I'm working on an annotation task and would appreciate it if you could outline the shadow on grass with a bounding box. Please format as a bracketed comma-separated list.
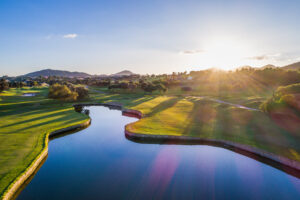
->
[0, 109, 76, 129]
[145, 97, 182, 117]
[6, 114, 84, 134]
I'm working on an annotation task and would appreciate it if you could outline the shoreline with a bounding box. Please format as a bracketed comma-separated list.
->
[122, 108, 300, 177]
[2, 116, 91, 200]
[2, 102, 120, 200]
[3, 102, 300, 199]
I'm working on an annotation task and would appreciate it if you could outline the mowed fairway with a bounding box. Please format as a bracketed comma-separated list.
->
[0, 88, 89, 198]
[128, 96, 300, 162]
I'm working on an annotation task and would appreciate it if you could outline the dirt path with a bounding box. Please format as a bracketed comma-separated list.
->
[189, 96, 259, 111]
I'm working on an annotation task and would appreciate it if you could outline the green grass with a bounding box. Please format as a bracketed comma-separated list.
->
[127, 95, 300, 162]
[1, 86, 300, 198]
[86, 86, 300, 162]
[0, 86, 155, 198]
[0, 87, 89, 198]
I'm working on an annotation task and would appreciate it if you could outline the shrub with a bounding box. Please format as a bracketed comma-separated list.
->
[75, 87, 89, 99]
[260, 83, 300, 112]
[181, 86, 192, 92]
[276, 83, 300, 98]
[48, 84, 78, 101]
[142, 83, 156, 93]
[74, 105, 83, 113]
[155, 83, 167, 93]
[0, 79, 9, 92]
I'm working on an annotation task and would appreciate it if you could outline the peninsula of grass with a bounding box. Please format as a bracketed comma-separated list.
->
[127, 96, 300, 163]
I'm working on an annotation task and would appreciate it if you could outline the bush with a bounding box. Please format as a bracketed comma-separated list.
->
[0, 79, 9, 92]
[276, 83, 300, 98]
[142, 83, 156, 93]
[181, 86, 192, 92]
[48, 84, 78, 101]
[74, 105, 83, 113]
[75, 87, 89, 99]
[156, 83, 167, 93]
[260, 83, 300, 112]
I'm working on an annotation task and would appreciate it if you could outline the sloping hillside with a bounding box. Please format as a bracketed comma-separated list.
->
[282, 62, 300, 70]
[24, 69, 91, 78]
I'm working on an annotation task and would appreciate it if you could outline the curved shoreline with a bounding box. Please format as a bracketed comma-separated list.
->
[122, 108, 300, 177]
[2, 102, 123, 200]
[2, 116, 91, 200]
[3, 102, 300, 199]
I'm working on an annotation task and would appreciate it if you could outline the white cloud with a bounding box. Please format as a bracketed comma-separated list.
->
[180, 50, 204, 55]
[45, 35, 53, 40]
[246, 53, 281, 61]
[63, 34, 78, 39]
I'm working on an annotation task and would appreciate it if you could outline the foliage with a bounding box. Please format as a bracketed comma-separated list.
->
[260, 83, 300, 112]
[181, 86, 192, 91]
[48, 84, 78, 101]
[75, 86, 89, 99]
[0, 79, 9, 92]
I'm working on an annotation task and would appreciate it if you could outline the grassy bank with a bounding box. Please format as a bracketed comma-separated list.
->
[0, 87, 89, 198]
[128, 96, 300, 162]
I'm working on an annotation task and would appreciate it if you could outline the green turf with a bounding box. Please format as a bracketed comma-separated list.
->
[127, 96, 300, 162]
[0, 87, 89, 198]
[1, 86, 300, 199]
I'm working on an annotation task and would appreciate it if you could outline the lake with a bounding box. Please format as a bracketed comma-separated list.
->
[16, 106, 300, 200]
[21, 93, 37, 97]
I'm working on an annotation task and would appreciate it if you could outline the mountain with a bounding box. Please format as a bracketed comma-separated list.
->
[111, 70, 135, 77]
[235, 65, 278, 71]
[260, 64, 278, 69]
[282, 61, 300, 70]
[24, 69, 92, 78]
[236, 65, 254, 70]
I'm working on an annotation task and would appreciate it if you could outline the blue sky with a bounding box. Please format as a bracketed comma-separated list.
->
[1, 0, 300, 76]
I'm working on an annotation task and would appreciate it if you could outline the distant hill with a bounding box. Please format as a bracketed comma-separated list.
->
[235, 65, 278, 70]
[24, 69, 91, 78]
[236, 65, 254, 70]
[282, 61, 300, 70]
[260, 64, 278, 69]
[111, 70, 135, 77]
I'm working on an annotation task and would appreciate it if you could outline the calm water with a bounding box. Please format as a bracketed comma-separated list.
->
[17, 106, 300, 200]
[22, 93, 37, 97]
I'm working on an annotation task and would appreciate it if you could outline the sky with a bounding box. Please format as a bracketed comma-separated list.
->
[1, 0, 300, 76]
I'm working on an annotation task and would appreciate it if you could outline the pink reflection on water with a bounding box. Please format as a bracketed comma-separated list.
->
[143, 146, 180, 199]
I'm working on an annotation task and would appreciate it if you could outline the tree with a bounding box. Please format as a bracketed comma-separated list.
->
[181, 86, 192, 92]
[155, 83, 167, 93]
[142, 83, 156, 93]
[48, 84, 78, 101]
[0, 79, 9, 92]
[75, 87, 89, 99]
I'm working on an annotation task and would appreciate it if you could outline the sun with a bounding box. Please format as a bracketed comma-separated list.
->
[198, 37, 254, 70]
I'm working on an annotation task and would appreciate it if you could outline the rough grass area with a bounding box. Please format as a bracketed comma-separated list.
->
[0, 87, 89, 198]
